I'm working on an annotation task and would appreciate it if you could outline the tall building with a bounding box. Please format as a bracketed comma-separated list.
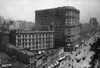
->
[9, 20, 27, 30]
[9, 30, 54, 53]
[89, 17, 98, 28]
[35, 6, 80, 51]
[9, 21, 34, 31]
[64, 7, 80, 51]
[0, 31, 9, 51]
[0, 16, 4, 24]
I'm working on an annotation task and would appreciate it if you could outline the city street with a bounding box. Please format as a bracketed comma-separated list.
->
[61, 34, 97, 68]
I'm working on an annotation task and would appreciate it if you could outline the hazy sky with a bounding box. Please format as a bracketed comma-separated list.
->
[0, 0, 100, 23]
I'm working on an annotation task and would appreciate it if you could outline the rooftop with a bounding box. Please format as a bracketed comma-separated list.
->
[36, 6, 80, 13]
[6, 43, 24, 50]
[19, 50, 35, 56]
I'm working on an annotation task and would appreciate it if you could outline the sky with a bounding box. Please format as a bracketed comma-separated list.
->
[0, 0, 100, 23]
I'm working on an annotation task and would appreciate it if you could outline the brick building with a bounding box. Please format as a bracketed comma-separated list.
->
[35, 6, 80, 51]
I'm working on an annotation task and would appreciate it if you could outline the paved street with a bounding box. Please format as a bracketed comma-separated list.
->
[61, 33, 98, 68]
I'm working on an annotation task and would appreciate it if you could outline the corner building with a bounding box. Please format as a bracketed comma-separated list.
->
[35, 6, 80, 51]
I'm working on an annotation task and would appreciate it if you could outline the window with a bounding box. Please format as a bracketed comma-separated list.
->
[67, 19, 71, 22]
[43, 46, 45, 49]
[36, 42, 38, 45]
[68, 29, 70, 31]
[39, 42, 41, 45]
[18, 39, 21, 42]
[39, 38, 41, 41]
[67, 38, 70, 41]
[43, 34, 44, 37]
[29, 35, 31, 37]
[25, 35, 27, 38]
[68, 32, 71, 34]
[69, 64, 70, 67]
[18, 43, 21, 47]
[25, 43, 27, 46]
[43, 38, 44, 41]
[36, 46, 38, 49]
[39, 46, 41, 49]
[18, 35, 21, 37]
[36, 39, 38, 41]
[29, 39, 31, 42]
[32, 35, 34, 37]
[36, 35, 38, 37]
[46, 34, 47, 37]
[25, 39, 27, 42]
[34, 35, 36, 38]
[43, 42, 45, 45]
[32, 47, 34, 49]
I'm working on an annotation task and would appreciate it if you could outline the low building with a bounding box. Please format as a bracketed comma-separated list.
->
[2, 43, 36, 67]
[9, 30, 54, 54]
[46, 48, 65, 68]
[0, 52, 12, 68]
[36, 47, 65, 68]
[17, 50, 36, 64]
[0, 59, 12, 68]
[4, 43, 20, 57]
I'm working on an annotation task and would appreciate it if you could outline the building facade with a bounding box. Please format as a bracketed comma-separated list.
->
[9, 21, 26, 30]
[35, 6, 80, 51]
[35, 47, 65, 68]
[89, 17, 98, 28]
[64, 6, 80, 51]
[9, 30, 54, 53]
[0, 31, 9, 51]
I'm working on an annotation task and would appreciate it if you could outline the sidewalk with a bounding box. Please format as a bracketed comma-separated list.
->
[61, 33, 97, 68]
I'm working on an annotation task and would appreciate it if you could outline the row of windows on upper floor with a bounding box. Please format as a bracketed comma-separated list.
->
[16, 38, 54, 42]
[16, 44, 54, 50]
[65, 11, 79, 16]
[16, 42, 54, 47]
[32, 45, 54, 50]
[65, 22, 79, 26]
[55, 19, 79, 26]
[36, 11, 79, 17]
[65, 32, 80, 35]
[65, 19, 79, 23]
[65, 15, 79, 20]
[65, 29, 80, 34]
[65, 35, 80, 42]
[16, 34, 54, 38]
[16, 42, 54, 46]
